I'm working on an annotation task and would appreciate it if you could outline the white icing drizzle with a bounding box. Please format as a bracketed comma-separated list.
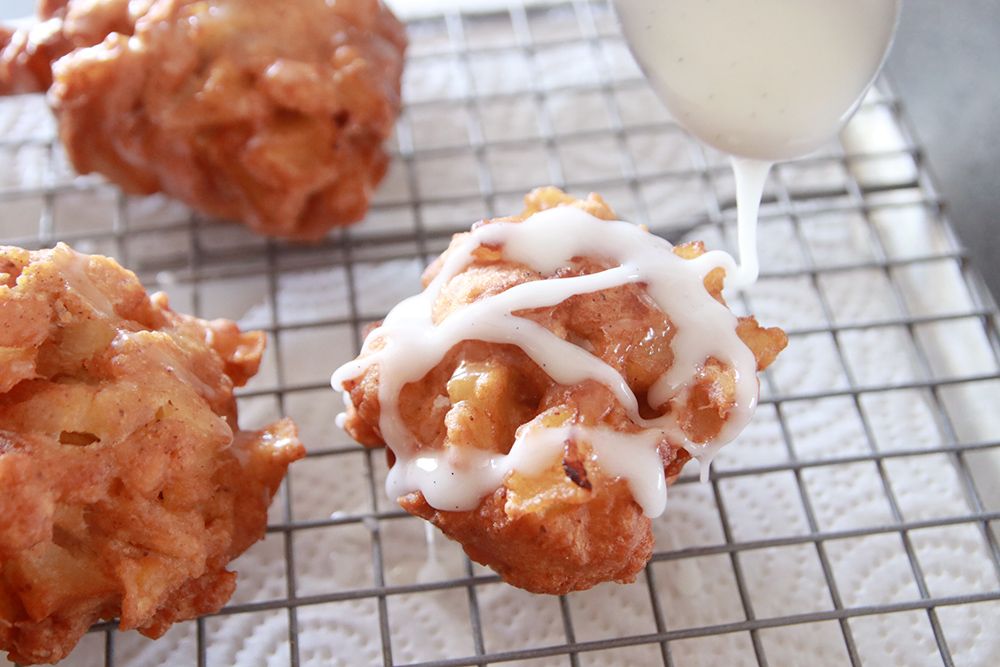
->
[332, 206, 760, 517]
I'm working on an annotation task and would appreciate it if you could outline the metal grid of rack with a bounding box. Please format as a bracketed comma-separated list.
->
[2, 1, 1000, 665]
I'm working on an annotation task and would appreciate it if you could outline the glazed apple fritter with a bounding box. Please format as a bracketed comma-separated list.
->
[0, 244, 305, 665]
[0, 0, 406, 240]
[338, 188, 787, 594]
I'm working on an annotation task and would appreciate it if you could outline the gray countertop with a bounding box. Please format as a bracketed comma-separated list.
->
[2, 0, 997, 298]
[886, 0, 1000, 300]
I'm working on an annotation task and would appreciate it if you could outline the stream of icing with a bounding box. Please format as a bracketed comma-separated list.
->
[728, 157, 773, 290]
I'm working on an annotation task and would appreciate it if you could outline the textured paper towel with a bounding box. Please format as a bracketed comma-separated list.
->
[1, 2, 999, 666]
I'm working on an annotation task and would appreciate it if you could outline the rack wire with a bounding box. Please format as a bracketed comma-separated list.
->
[2, 1, 999, 665]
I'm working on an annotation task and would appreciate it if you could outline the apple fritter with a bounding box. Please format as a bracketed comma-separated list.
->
[337, 188, 787, 594]
[0, 243, 305, 665]
[0, 0, 406, 240]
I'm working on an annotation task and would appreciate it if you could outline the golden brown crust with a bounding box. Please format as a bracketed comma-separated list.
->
[1, 0, 406, 240]
[401, 482, 654, 595]
[0, 243, 305, 665]
[339, 189, 786, 594]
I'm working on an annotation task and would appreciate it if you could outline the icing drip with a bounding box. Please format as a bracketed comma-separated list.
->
[333, 206, 760, 517]
[416, 522, 447, 583]
[729, 158, 772, 290]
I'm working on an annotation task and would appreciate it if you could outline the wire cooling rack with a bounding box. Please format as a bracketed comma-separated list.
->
[2, 1, 1000, 666]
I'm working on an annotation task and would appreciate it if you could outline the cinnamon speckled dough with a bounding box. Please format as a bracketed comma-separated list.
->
[339, 188, 787, 594]
[0, 0, 406, 240]
[0, 244, 305, 665]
